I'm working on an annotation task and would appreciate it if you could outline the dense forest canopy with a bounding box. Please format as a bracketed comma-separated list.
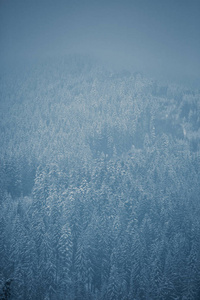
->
[0, 56, 200, 300]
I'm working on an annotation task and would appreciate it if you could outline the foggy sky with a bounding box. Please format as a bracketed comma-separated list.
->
[0, 0, 200, 85]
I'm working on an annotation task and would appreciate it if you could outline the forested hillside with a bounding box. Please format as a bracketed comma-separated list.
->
[0, 56, 200, 300]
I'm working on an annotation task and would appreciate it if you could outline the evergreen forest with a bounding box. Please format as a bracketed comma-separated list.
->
[0, 56, 200, 300]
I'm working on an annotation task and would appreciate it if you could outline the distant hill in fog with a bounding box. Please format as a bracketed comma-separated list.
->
[0, 56, 200, 300]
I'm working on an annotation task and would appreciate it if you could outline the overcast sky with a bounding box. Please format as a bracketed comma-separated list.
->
[0, 0, 200, 85]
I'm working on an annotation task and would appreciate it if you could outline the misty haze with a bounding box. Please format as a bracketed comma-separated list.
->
[0, 1, 200, 299]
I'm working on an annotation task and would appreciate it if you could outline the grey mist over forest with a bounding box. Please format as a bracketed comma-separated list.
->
[0, 1, 200, 300]
[1, 0, 200, 86]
